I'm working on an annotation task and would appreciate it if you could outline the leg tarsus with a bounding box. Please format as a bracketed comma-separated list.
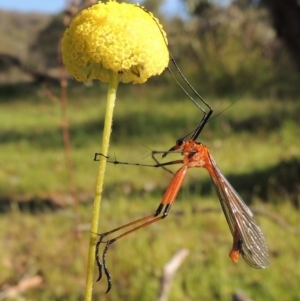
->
[94, 153, 108, 161]
[163, 204, 171, 217]
[103, 240, 114, 293]
[95, 234, 106, 281]
[94, 153, 100, 161]
[155, 203, 164, 216]
[94, 204, 173, 291]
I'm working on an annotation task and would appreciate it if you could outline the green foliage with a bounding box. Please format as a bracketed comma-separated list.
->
[164, 4, 300, 98]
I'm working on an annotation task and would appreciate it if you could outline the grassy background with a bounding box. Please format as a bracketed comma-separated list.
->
[1, 2, 300, 300]
[0, 81, 300, 301]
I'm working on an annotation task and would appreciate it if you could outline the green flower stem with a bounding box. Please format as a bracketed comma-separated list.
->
[84, 71, 119, 301]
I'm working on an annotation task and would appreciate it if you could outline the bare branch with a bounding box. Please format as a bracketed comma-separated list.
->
[232, 290, 253, 301]
[157, 248, 189, 301]
[0, 276, 43, 300]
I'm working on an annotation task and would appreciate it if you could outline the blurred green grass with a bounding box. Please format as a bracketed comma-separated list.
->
[0, 82, 300, 300]
[1, 83, 299, 202]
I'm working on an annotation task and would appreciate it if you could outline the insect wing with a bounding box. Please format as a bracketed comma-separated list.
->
[208, 154, 270, 269]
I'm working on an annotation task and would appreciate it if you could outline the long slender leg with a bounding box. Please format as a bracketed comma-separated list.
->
[151, 150, 174, 175]
[94, 152, 183, 167]
[96, 165, 189, 293]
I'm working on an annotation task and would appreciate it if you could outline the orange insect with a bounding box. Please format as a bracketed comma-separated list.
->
[94, 5, 269, 293]
[94, 135, 269, 292]
[94, 101, 270, 292]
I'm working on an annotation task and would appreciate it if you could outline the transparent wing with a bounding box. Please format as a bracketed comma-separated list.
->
[208, 153, 270, 268]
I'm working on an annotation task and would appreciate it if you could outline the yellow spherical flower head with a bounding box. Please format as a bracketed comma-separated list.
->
[62, 1, 169, 84]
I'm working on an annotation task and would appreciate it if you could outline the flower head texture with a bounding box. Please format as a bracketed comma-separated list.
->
[62, 1, 169, 84]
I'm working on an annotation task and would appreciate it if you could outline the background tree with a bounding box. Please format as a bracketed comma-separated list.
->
[261, 0, 300, 72]
[183, 0, 300, 74]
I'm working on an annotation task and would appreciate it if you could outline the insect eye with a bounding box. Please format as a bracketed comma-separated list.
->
[176, 138, 185, 146]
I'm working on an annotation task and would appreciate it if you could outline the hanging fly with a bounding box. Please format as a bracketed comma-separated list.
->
[93, 4, 269, 293]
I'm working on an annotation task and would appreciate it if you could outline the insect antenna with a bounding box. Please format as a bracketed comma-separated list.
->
[166, 54, 213, 141]
[136, 4, 213, 141]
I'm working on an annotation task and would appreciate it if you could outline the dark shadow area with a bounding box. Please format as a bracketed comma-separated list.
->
[0, 82, 59, 103]
[0, 81, 107, 104]
[111, 101, 300, 139]
[110, 111, 193, 142]
[0, 111, 194, 149]
[187, 157, 300, 207]
[2, 105, 300, 149]
[226, 109, 300, 133]
[0, 126, 65, 149]
[0, 158, 299, 214]
[0, 197, 62, 214]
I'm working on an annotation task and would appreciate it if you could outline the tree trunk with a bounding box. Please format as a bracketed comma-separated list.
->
[262, 0, 300, 72]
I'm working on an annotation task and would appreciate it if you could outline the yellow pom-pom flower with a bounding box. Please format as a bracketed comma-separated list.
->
[63, 3, 170, 297]
[62, 1, 169, 84]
